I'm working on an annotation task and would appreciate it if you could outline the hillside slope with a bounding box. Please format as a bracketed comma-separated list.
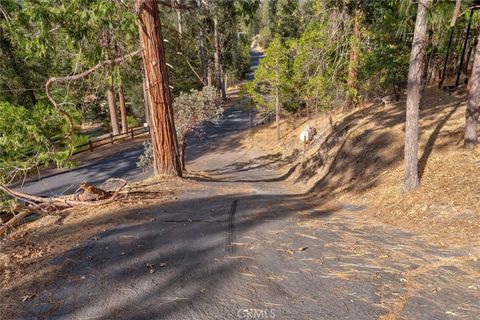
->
[245, 86, 479, 246]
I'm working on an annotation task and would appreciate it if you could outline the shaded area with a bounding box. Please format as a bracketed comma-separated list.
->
[9, 188, 478, 320]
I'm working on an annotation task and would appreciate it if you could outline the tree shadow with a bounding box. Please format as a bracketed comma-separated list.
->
[418, 103, 460, 179]
[5, 191, 337, 319]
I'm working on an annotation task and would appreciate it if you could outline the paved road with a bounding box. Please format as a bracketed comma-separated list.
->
[16, 105, 252, 196]
[17, 50, 265, 197]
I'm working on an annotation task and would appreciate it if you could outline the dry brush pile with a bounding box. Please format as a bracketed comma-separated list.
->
[0, 179, 128, 238]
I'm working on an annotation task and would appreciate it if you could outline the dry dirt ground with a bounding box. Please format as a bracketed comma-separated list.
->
[1, 87, 479, 319]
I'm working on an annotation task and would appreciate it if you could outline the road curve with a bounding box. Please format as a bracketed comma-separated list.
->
[17, 50, 265, 196]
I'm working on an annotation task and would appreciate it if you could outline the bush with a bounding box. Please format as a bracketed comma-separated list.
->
[174, 86, 223, 141]
[137, 86, 224, 169]
[137, 141, 153, 170]
[127, 115, 139, 128]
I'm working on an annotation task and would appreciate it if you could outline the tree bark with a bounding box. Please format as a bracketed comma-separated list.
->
[106, 84, 120, 135]
[118, 81, 128, 133]
[207, 65, 213, 86]
[102, 31, 120, 135]
[176, 0, 183, 35]
[464, 34, 480, 148]
[136, 0, 182, 177]
[114, 40, 128, 133]
[404, 0, 430, 192]
[213, 3, 225, 99]
[197, 0, 208, 86]
[345, 0, 361, 110]
[181, 138, 187, 171]
[143, 75, 151, 126]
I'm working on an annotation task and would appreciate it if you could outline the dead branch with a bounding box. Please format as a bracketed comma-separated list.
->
[46, 49, 143, 138]
[176, 52, 204, 85]
[0, 208, 34, 237]
[0, 179, 128, 236]
[158, 0, 192, 10]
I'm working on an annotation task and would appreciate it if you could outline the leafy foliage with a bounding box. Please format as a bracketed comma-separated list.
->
[137, 141, 153, 170]
[174, 86, 223, 141]
[248, 36, 290, 112]
[0, 102, 72, 184]
[138, 86, 223, 169]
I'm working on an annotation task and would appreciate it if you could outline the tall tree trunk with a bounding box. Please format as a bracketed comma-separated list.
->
[118, 80, 128, 133]
[136, 0, 182, 177]
[221, 69, 226, 98]
[102, 31, 120, 135]
[180, 137, 187, 171]
[197, 0, 208, 85]
[345, 0, 361, 110]
[207, 65, 213, 86]
[404, 0, 430, 192]
[464, 34, 480, 148]
[106, 82, 120, 135]
[113, 39, 128, 133]
[213, 12, 222, 98]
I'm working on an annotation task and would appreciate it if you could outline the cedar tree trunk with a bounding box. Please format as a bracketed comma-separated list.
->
[136, 0, 182, 176]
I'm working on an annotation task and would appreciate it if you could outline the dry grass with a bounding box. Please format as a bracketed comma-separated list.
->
[235, 86, 479, 246]
[270, 86, 480, 246]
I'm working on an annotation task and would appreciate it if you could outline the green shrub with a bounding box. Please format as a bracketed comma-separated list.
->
[127, 115, 139, 128]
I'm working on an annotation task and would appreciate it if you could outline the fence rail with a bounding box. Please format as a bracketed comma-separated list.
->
[72, 126, 150, 155]
[252, 112, 275, 127]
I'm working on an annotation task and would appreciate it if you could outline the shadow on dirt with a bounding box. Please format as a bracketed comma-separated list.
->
[10, 191, 337, 319]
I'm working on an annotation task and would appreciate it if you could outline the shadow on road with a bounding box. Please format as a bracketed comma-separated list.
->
[16, 190, 338, 319]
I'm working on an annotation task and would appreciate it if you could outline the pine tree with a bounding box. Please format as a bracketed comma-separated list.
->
[249, 36, 289, 141]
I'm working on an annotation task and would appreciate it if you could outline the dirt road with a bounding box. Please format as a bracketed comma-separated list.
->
[17, 100, 480, 320]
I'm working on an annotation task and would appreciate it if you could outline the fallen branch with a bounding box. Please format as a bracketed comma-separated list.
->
[0, 208, 34, 237]
[176, 51, 204, 85]
[46, 49, 143, 138]
[0, 179, 128, 237]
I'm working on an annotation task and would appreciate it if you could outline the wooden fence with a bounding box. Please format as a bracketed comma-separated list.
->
[252, 112, 275, 127]
[72, 126, 150, 155]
